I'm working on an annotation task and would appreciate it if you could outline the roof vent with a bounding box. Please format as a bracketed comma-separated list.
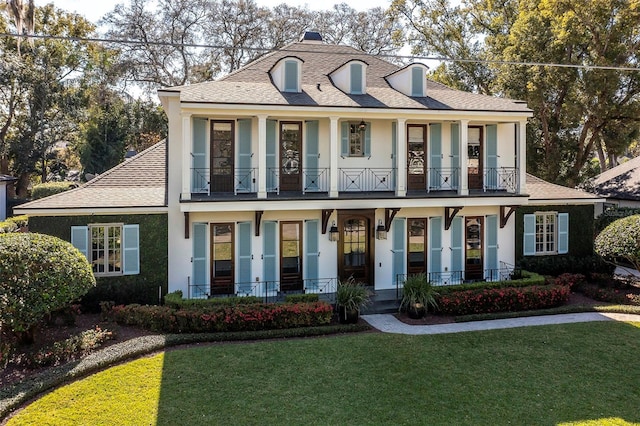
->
[301, 31, 323, 43]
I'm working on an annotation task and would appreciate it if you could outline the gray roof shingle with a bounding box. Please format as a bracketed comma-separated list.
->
[526, 173, 600, 202]
[16, 141, 167, 212]
[591, 156, 640, 201]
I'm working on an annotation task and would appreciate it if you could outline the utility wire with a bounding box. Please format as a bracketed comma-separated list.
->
[1, 31, 639, 72]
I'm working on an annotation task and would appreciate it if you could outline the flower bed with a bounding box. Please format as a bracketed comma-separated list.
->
[436, 284, 570, 316]
[108, 301, 334, 333]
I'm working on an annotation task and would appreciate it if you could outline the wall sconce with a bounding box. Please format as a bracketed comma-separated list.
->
[329, 221, 339, 241]
[358, 120, 367, 132]
[376, 219, 387, 240]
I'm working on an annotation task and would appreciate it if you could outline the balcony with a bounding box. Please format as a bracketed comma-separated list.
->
[483, 167, 518, 193]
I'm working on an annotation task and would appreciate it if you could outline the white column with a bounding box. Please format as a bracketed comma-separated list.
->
[396, 118, 407, 197]
[517, 119, 527, 194]
[181, 113, 192, 201]
[257, 114, 268, 199]
[329, 116, 339, 197]
[459, 119, 469, 196]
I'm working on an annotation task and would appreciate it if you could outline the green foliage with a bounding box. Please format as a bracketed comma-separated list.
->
[108, 301, 334, 333]
[436, 285, 570, 316]
[335, 279, 371, 312]
[284, 294, 319, 303]
[0, 233, 95, 337]
[577, 282, 640, 306]
[399, 273, 438, 312]
[28, 214, 168, 309]
[164, 291, 261, 309]
[518, 255, 615, 276]
[595, 207, 640, 233]
[31, 181, 77, 199]
[436, 270, 545, 295]
[595, 215, 640, 271]
[0, 215, 28, 233]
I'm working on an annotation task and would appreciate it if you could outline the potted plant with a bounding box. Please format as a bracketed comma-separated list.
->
[336, 278, 370, 324]
[399, 273, 438, 319]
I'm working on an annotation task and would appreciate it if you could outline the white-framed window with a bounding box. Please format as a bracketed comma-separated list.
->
[71, 223, 140, 276]
[349, 122, 365, 156]
[523, 212, 568, 256]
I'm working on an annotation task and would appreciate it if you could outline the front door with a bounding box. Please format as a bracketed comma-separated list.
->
[210, 121, 234, 193]
[465, 217, 483, 281]
[280, 221, 303, 292]
[280, 121, 302, 191]
[467, 126, 483, 190]
[407, 218, 427, 275]
[338, 210, 374, 285]
[407, 124, 427, 190]
[210, 223, 234, 295]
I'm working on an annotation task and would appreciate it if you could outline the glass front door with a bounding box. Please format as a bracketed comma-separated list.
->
[210, 121, 234, 193]
[338, 210, 375, 286]
[280, 122, 302, 191]
[467, 126, 483, 190]
[407, 218, 427, 275]
[211, 223, 234, 294]
[280, 221, 303, 292]
[407, 124, 427, 190]
[465, 217, 483, 281]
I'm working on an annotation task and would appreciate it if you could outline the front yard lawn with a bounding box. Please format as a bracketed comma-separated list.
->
[7, 321, 640, 425]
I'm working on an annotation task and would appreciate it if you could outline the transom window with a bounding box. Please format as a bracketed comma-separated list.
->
[90, 224, 122, 275]
[535, 212, 556, 254]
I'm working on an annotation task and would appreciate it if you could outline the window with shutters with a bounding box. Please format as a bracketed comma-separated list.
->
[535, 212, 557, 254]
[348, 122, 365, 156]
[89, 224, 122, 275]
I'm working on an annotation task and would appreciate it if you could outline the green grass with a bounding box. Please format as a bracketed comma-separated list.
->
[8, 322, 640, 425]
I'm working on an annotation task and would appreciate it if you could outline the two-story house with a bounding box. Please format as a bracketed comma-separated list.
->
[158, 32, 532, 299]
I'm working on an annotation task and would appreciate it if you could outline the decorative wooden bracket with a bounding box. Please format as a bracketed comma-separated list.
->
[444, 207, 463, 230]
[384, 208, 401, 232]
[321, 209, 334, 234]
[500, 205, 518, 228]
[184, 212, 190, 239]
[255, 211, 264, 236]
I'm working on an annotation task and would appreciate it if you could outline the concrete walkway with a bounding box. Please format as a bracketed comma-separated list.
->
[361, 312, 640, 335]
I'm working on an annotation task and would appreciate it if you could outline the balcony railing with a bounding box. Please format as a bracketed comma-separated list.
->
[428, 167, 460, 192]
[339, 168, 395, 192]
[483, 167, 518, 193]
[267, 168, 330, 193]
[191, 168, 257, 194]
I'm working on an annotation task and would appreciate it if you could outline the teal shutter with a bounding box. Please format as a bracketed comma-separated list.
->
[450, 217, 463, 280]
[263, 221, 277, 292]
[71, 226, 88, 260]
[305, 120, 320, 191]
[450, 123, 460, 189]
[486, 215, 498, 280]
[237, 119, 252, 192]
[284, 60, 298, 92]
[391, 218, 406, 287]
[429, 217, 442, 281]
[364, 122, 371, 156]
[192, 223, 208, 297]
[192, 118, 208, 193]
[305, 220, 319, 291]
[411, 67, 423, 96]
[237, 222, 252, 294]
[350, 63, 363, 94]
[391, 122, 397, 188]
[523, 214, 536, 256]
[122, 224, 140, 275]
[429, 123, 442, 190]
[341, 122, 349, 157]
[266, 120, 277, 191]
[486, 124, 498, 189]
[558, 213, 569, 254]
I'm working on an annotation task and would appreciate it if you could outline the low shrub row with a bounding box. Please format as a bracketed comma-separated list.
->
[436, 284, 570, 316]
[577, 283, 640, 306]
[518, 255, 615, 276]
[436, 270, 545, 296]
[164, 291, 261, 309]
[284, 294, 320, 303]
[108, 301, 334, 333]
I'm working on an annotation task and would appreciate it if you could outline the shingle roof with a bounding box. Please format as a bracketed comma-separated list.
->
[169, 42, 532, 113]
[526, 173, 600, 202]
[16, 140, 167, 212]
[590, 156, 640, 201]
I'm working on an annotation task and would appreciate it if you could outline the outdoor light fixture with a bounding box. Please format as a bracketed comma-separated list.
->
[329, 221, 339, 241]
[376, 219, 387, 240]
[358, 120, 367, 132]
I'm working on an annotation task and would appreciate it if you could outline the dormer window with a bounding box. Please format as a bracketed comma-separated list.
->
[411, 67, 424, 97]
[386, 63, 429, 98]
[270, 57, 303, 93]
[330, 60, 368, 95]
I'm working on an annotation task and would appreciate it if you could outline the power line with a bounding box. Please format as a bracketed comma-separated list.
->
[1, 31, 639, 72]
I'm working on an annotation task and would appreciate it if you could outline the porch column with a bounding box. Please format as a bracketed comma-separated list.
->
[329, 116, 339, 197]
[517, 119, 527, 194]
[459, 119, 469, 196]
[257, 114, 268, 199]
[396, 118, 407, 197]
[181, 113, 192, 201]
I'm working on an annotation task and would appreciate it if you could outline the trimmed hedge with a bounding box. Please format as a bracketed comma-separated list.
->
[284, 294, 320, 303]
[0, 215, 28, 234]
[108, 301, 334, 333]
[435, 270, 545, 296]
[436, 284, 570, 316]
[577, 282, 640, 306]
[517, 255, 615, 277]
[164, 291, 261, 309]
[31, 182, 77, 200]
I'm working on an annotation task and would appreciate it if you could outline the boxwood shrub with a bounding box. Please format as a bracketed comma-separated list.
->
[31, 182, 77, 200]
[284, 294, 320, 303]
[435, 270, 545, 296]
[164, 291, 261, 309]
[0, 215, 28, 234]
